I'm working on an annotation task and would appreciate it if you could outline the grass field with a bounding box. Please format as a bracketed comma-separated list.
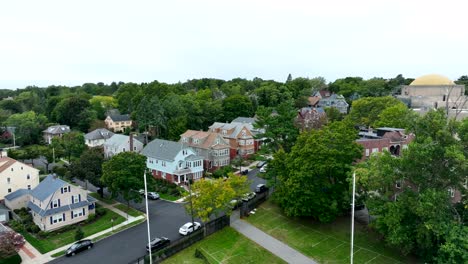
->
[89, 192, 115, 205]
[245, 201, 418, 264]
[162, 227, 286, 264]
[114, 204, 144, 217]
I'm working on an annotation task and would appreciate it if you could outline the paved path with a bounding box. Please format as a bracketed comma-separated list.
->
[230, 211, 317, 264]
[18, 199, 145, 264]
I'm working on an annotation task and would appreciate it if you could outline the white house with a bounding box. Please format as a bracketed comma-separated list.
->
[142, 139, 204, 185]
[43, 125, 70, 144]
[84, 128, 114, 147]
[103, 134, 143, 158]
[0, 157, 39, 201]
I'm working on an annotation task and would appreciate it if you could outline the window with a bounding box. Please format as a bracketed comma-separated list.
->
[27, 174, 30, 180]
[7, 178, 10, 184]
[448, 188, 455, 198]
[365, 149, 370, 157]
[28, 185, 31, 190]
[162, 161, 166, 167]
[11, 168, 13, 171]
[62, 186, 68, 193]
[8, 188, 11, 193]
[52, 199, 59, 208]
[73, 209, 83, 218]
[395, 180, 402, 189]
[21, 166, 23, 170]
[194, 139, 199, 144]
[123, 148, 126, 152]
[52, 214, 64, 224]
[382, 147, 388, 152]
[72, 195, 80, 204]
[372, 148, 379, 154]
[182, 137, 188, 143]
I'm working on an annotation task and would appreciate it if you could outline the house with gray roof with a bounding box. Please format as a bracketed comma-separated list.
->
[85, 128, 114, 147]
[4, 175, 96, 231]
[142, 139, 204, 184]
[43, 125, 70, 144]
[209, 122, 256, 159]
[105, 114, 132, 133]
[103, 134, 143, 158]
[313, 90, 349, 114]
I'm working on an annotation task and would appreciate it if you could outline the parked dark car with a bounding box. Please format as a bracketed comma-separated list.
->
[255, 184, 269, 193]
[146, 237, 170, 252]
[241, 169, 249, 175]
[66, 240, 93, 256]
[257, 161, 267, 168]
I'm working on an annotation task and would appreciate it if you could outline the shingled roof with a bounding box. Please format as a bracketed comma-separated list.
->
[31, 175, 67, 201]
[142, 139, 185, 161]
[85, 128, 114, 140]
[109, 114, 131, 122]
[43, 125, 70, 135]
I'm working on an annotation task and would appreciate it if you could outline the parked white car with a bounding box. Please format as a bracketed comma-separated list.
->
[178, 222, 201, 236]
[259, 165, 267, 173]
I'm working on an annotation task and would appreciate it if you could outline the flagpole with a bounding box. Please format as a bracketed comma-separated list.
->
[350, 172, 356, 264]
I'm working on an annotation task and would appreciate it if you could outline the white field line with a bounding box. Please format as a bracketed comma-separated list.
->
[364, 255, 379, 264]
[200, 247, 220, 264]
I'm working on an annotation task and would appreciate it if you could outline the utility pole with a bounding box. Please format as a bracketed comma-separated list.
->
[188, 173, 195, 226]
[350, 172, 356, 264]
[144, 172, 152, 264]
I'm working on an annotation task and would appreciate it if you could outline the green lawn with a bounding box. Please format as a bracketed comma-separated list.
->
[159, 193, 180, 201]
[89, 192, 115, 205]
[114, 204, 144, 217]
[21, 208, 125, 253]
[0, 253, 21, 264]
[245, 201, 419, 264]
[162, 227, 286, 264]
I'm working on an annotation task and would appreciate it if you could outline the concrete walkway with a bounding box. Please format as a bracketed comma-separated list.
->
[231, 211, 317, 264]
[18, 200, 145, 264]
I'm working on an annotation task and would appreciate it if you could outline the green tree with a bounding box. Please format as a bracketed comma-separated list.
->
[356, 110, 467, 261]
[346, 96, 404, 126]
[255, 100, 299, 152]
[53, 96, 95, 131]
[37, 145, 55, 173]
[273, 121, 362, 222]
[185, 175, 249, 222]
[52, 131, 85, 162]
[324, 107, 343, 122]
[69, 148, 104, 191]
[222, 95, 254, 122]
[373, 103, 417, 130]
[5, 111, 48, 145]
[101, 152, 146, 215]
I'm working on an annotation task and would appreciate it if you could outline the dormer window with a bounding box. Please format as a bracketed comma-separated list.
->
[222, 130, 227, 135]
[182, 137, 188, 143]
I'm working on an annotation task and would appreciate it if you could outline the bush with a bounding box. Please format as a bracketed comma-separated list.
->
[74, 227, 84, 241]
[37, 231, 49, 238]
[86, 213, 96, 223]
[96, 208, 106, 216]
[52, 166, 68, 177]
[29, 225, 40, 234]
[7, 221, 24, 233]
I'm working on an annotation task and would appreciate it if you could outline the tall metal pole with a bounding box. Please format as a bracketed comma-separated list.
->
[188, 173, 195, 225]
[350, 172, 356, 264]
[144, 172, 152, 264]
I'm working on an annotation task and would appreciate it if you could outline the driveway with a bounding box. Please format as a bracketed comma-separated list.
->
[246, 167, 267, 191]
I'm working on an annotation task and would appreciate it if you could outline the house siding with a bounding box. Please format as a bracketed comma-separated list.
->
[0, 159, 39, 200]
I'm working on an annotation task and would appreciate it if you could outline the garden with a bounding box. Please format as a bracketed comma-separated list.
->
[8, 204, 125, 253]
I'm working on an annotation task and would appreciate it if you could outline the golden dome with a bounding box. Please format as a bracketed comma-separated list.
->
[410, 74, 455, 86]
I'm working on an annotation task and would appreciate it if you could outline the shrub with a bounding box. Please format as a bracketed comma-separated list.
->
[52, 166, 68, 177]
[160, 186, 168, 194]
[86, 213, 96, 223]
[37, 231, 49, 238]
[29, 225, 40, 234]
[96, 208, 106, 216]
[74, 227, 84, 241]
[7, 221, 24, 233]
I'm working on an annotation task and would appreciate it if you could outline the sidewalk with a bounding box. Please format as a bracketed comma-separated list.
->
[18, 201, 145, 264]
[230, 211, 317, 264]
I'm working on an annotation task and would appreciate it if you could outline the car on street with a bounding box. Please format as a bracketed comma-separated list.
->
[259, 165, 267, 173]
[146, 192, 160, 200]
[242, 192, 256, 202]
[146, 236, 170, 252]
[66, 240, 93, 256]
[255, 184, 269, 193]
[178, 222, 201, 236]
[229, 199, 241, 210]
[241, 169, 249, 175]
[257, 161, 267, 168]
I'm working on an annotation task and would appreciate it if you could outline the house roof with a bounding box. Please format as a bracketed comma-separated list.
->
[108, 114, 131, 122]
[308, 96, 320, 106]
[104, 134, 142, 149]
[0, 157, 37, 174]
[142, 139, 185, 161]
[231, 117, 257, 125]
[209, 122, 252, 139]
[28, 199, 94, 217]
[181, 130, 230, 150]
[43, 125, 70, 134]
[31, 175, 67, 201]
[4, 188, 30, 201]
[85, 128, 114, 140]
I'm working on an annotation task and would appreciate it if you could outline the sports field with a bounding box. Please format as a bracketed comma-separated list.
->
[245, 201, 417, 264]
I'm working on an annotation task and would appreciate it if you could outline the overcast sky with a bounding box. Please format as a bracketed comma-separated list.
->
[1, 0, 467, 89]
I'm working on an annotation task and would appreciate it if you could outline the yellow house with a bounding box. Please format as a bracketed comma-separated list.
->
[104, 114, 132, 133]
[0, 157, 39, 201]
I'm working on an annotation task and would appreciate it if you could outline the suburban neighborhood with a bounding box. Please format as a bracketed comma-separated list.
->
[0, 72, 466, 264]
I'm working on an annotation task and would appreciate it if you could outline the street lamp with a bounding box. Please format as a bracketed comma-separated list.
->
[144, 172, 153, 264]
[350, 172, 356, 264]
[187, 173, 195, 226]
[111, 218, 114, 232]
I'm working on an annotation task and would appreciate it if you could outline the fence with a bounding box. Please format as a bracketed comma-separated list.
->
[129, 215, 230, 264]
[240, 191, 268, 218]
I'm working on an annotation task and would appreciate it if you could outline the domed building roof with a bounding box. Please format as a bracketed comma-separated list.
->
[410, 74, 455, 86]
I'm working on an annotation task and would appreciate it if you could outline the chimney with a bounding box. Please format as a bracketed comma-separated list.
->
[129, 133, 134, 152]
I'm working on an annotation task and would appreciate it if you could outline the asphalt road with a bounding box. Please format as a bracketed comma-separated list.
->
[49, 199, 193, 264]
[50, 169, 266, 264]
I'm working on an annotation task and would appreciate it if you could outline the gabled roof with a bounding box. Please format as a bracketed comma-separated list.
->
[142, 139, 185, 161]
[231, 117, 257, 125]
[108, 114, 131, 122]
[0, 157, 37, 174]
[104, 134, 142, 148]
[4, 188, 30, 201]
[308, 96, 320, 106]
[85, 128, 114, 140]
[181, 130, 230, 150]
[28, 198, 95, 217]
[209, 122, 253, 139]
[31, 175, 67, 201]
[43, 125, 70, 135]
